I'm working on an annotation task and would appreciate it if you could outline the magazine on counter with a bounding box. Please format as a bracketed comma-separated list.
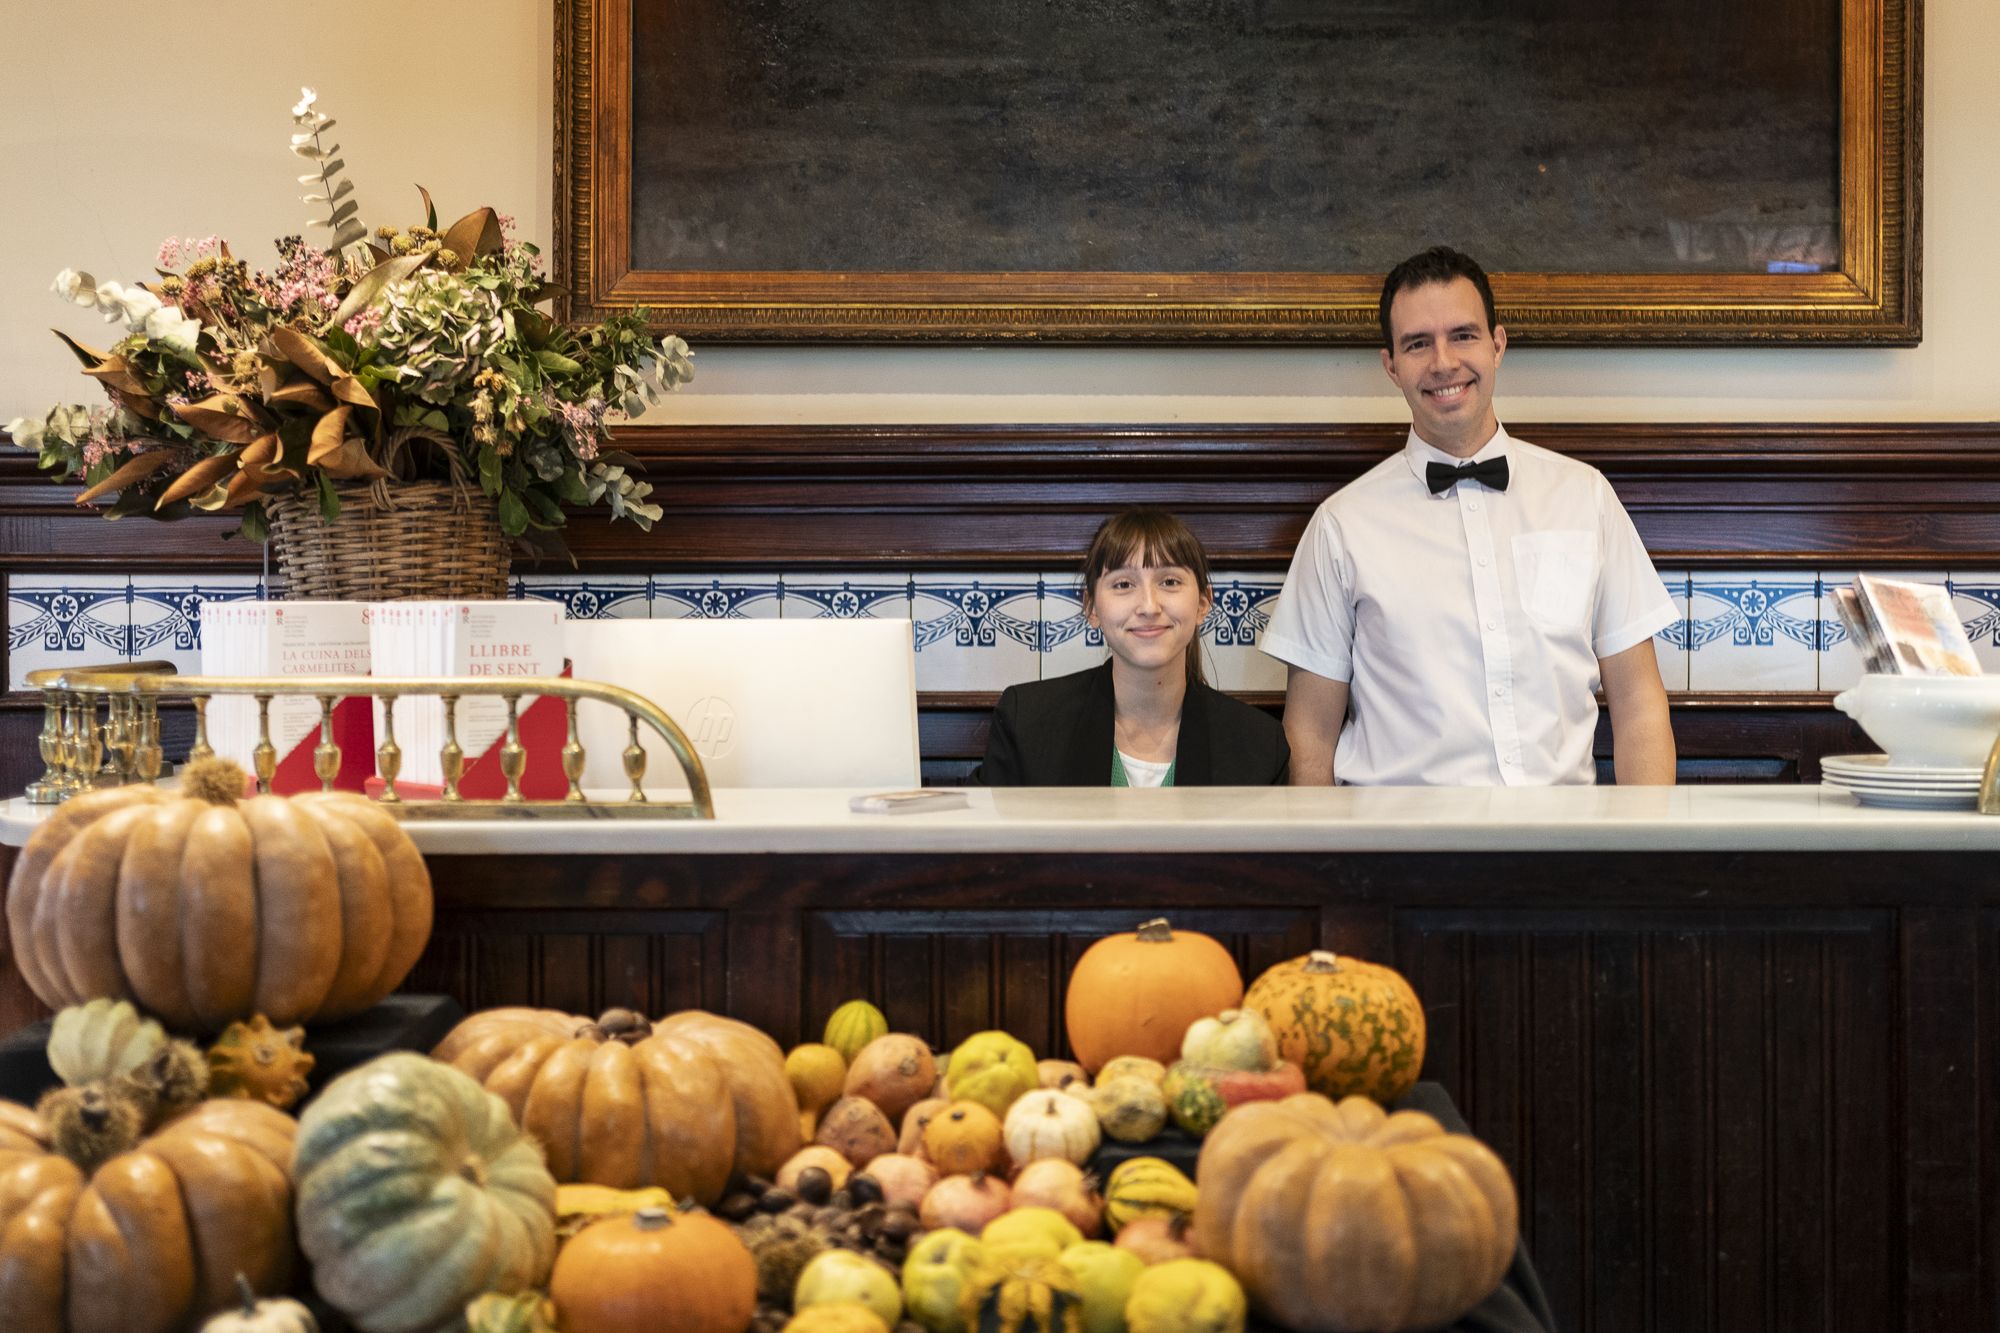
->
[1850, 574, 1982, 677]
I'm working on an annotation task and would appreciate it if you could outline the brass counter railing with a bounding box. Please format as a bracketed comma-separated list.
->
[24, 663, 714, 819]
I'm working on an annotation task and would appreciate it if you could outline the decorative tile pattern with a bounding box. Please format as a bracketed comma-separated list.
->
[7, 575, 133, 691]
[1687, 571, 1820, 691]
[1651, 570, 1691, 692]
[781, 574, 912, 621]
[515, 575, 651, 620]
[128, 577, 265, 677]
[650, 574, 783, 621]
[1946, 572, 2000, 675]
[911, 573, 1041, 691]
[1036, 571, 1103, 681]
[1204, 571, 1287, 692]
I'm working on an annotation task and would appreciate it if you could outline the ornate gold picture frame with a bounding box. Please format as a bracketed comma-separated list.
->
[556, 0, 1919, 345]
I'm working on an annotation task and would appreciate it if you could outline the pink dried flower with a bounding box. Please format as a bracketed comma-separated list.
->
[343, 305, 385, 339]
[553, 395, 606, 461]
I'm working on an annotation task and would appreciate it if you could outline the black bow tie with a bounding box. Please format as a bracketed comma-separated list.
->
[1426, 456, 1510, 495]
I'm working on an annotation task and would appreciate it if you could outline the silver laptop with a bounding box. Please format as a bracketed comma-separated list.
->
[563, 618, 920, 791]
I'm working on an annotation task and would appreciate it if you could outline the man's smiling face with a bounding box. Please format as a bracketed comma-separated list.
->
[1381, 276, 1507, 458]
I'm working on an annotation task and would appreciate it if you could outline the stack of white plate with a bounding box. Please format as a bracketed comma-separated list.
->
[1820, 753, 1985, 809]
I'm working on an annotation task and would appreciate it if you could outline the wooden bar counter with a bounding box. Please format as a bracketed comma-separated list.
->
[4, 785, 1994, 1331]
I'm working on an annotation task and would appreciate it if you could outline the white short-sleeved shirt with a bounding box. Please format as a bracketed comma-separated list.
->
[1261, 426, 1676, 787]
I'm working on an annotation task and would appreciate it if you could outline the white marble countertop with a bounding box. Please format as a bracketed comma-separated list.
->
[6, 784, 1998, 854]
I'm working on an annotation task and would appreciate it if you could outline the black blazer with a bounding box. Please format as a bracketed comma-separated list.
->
[971, 662, 1289, 786]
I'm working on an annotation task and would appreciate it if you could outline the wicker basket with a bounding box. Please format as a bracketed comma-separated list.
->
[265, 480, 510, 601]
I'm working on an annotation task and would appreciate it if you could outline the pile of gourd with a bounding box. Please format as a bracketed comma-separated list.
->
[2, 770, 1518, 1333]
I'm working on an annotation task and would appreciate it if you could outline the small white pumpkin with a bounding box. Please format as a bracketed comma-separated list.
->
[1003, 1088, 1101, 1166]
[1179, 1008, 1277, 1072]
[47, 996, 169, 1087]
[200, 1276, 320, 1332]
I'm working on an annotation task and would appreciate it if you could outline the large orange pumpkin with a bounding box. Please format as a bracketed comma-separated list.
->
[550, 1206, 756, 1333]
[5, 763, 433, 1031]
[1242, 950, 1425, 1104]
[1194, 1093, 1516, 1333]
[431, 1006, 800, 1202]
[0, 1096, 297, 1332]
[1063, 918, 1243, 1074]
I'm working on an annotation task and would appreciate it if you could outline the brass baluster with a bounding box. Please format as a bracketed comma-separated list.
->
[562, 698, 586, 802]
[251, 695, 277, 793]
[25, 690, 66, 802]
[439, 695, 464, 801]
[499, 694, 526, 803]
[134, 696, 163, 782]
[189, 695, 214, 763]
[55, 695, 81, 792]
[76, 696, 104, 791]
[313, 695, 340, 792]
[96, 697, 126, 787]
[376, 698, 402, 804]
[623, 714, 647, 802]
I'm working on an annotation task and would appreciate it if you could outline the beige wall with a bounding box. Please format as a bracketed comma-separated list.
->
[4, 0, 1994, 428]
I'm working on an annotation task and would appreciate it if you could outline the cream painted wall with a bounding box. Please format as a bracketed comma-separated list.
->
[4, 0, 1995, 427]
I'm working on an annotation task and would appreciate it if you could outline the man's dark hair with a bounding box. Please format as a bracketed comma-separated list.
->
[1378, 246, 1498, 350]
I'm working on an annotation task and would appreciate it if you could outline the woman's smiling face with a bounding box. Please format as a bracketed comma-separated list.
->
[1087, 561, 1212, 674]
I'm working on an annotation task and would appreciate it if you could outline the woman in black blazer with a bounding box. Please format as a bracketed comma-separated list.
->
[972, 509, 1288, 786]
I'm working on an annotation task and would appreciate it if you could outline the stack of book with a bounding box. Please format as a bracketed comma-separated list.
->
[1830, 574, 1982, 677]
[364, 600, 568, 796]
[199, 601, 374, 792]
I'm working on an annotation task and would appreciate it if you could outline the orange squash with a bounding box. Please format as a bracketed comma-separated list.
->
[1242, 951, 1426, 1103]
[551, 1206, 757, 1333]
[0, 1096, 297, 1332]
[431, 1006, 800, 1202]
[4, 761, 432, 1031]
[922, 1100, 1006, 1176]
[1194, 1093, 1516, 1333]
[1064, 919, 1243, 1074]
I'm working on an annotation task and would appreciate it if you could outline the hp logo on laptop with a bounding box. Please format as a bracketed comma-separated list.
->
[685, 696, 737, 758]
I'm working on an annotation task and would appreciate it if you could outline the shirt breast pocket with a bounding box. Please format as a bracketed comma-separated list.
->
[1512, 530, 1597, 631]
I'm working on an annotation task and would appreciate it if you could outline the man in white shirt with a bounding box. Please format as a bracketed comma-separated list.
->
[1262, 246, 1678, 786]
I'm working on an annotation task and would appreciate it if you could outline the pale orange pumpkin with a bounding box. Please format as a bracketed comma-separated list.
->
[0, 1096, 297, 1332]
[922, 1100, 1006, 1176]
[551, 1206, 757, 1333]
[1064, 919, 1243, 1073]
[1194, 1093, 1517, 1332]
[431, 1006, 800, 1202]
[4, 762, 432, 1031]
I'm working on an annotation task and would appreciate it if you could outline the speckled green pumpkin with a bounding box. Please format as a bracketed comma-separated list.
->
[1242, 950, 1426, 1104]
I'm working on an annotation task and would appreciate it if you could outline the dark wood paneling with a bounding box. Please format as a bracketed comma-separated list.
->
[402, 909, 727, 1016]
[7, 423, 2000, 573]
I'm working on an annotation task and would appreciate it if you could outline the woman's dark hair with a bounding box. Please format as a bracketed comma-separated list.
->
[1078, 508, 1212, 685]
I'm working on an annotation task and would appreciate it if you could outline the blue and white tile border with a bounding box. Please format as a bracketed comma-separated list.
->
[15, 567, 2000, 696]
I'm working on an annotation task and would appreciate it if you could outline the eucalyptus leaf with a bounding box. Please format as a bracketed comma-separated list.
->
[497, 489, 528, 535]
[315, 470, 340, 523]
[535, 349, 583, 375]
[327, 198, 359, 226]
[239, 502, 270, 542]
[477, 448, 502, 496]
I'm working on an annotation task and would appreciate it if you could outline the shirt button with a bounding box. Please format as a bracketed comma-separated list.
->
[1467, 499, 1481, 512]
[1476, 556, 1490, 567]
[1493, 685, 1506, 697]
[1486, 619, 1499, 630]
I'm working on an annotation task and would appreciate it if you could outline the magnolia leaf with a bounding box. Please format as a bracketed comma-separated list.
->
[329, 374, 377, 412]
[535, 349, 584, 375]
[238, 432, 280, 469]
[187, 481, 233, 512]
[364, 242, 390, 266]
[441, 207, 504, 266]
[275, 417, 314, 475]
[154, 451, 240, 507]
[327, 253, 426, 331]
[416, 184, 438, 231]
[172, 394, 268, 444]
[266, 325, 347, 386]
[223, 465, 276, 506]
[80, 356, 150, 396]
[307, 405, 353, 465]
[110, 391, 164, 422]
[265, 379, 336, 412]
[73, 449, 178, 505]
[50, 328, 110, 369]
[315, 434, 391, 480]
[315, 470, 340, 523]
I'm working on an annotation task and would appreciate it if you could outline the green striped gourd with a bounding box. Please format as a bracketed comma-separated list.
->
[824, 1000, 890, 1064]
[1103, 1157, 1197, 1233]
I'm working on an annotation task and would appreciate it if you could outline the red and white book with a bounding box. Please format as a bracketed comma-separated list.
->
[365, 600, 569, 799]
[200, 601, 374, 792]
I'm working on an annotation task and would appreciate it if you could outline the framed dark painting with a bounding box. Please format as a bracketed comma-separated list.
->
[556, 0, 1919, 344]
